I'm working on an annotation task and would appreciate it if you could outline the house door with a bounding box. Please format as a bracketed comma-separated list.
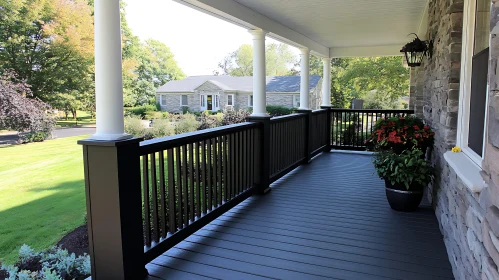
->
[200, 94, 219, 111]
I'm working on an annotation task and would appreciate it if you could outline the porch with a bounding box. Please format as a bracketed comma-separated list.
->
[145, 152, 454, 280]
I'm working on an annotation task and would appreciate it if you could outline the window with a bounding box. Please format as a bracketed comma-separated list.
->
[227, 94, 234, 106]
[458, 0, 491, 165]
[180, 95, 188, 106]
[200, 95, 205, 107]
[293, 95, 300, 108]
[248, 95, 253, 107]
[160, 95, 167, 106]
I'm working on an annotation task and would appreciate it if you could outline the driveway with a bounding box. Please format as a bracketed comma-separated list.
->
[0, 127, 95, 146]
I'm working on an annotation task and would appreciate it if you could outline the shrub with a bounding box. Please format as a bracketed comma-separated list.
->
[266, 105, 293, 117]
[156, 102, 162, 111]
[144, 111, 163, 120]
[124, 105, 157, 118]
[198, 111, 224, 130]
[124, 115, 147, 137]
[151, 118, 174, 138]
[175, 113, 199, 134]
[0, 245, 90, 280]
[0, 71, 56, 142]
[222, 109, 250, 126]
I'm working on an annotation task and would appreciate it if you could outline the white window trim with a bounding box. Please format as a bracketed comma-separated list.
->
[248, 95, 253, 107]
[456, 0, 490, 167]
[292, 94, 300, 108]
[180, 95, 188, 106]
[227, 94, 234, 106]
[160, 95, 167, 106]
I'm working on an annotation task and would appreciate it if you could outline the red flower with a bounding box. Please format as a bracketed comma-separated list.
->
[424, 125, 430, 130]
[413, 125, 420, 130]
[415, 133, 421, 138]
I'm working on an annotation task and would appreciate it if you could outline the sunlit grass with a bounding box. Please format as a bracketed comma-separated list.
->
[0, 135, 88, 264]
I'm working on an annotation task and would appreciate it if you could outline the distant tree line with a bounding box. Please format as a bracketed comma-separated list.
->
[0, 0, 185, 121]
[215, 46, 410, 109]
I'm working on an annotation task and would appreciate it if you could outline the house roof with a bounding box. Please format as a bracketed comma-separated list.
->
[156, 75, 322, 93]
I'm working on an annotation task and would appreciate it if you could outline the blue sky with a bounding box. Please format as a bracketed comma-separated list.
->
[123, 0, 299, 76]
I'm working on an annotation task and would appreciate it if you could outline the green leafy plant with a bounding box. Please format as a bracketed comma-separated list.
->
[0, 245, 90, 280]
[373, 148, 435, 190]
[175, 113, 199, 135]
[266, 105, 294, 117]
[124, 105, 157, 118]
[221, 109, 250, 126]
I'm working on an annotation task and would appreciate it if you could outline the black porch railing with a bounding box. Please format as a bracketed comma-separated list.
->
[79, 107, 412, 279]
[330, 109, 414, 150]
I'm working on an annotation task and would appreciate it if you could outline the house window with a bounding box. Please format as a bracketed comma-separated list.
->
[458, 0, 490, 164]
[248, 95, 253, 107]
[160, 95, 167, 106]
[200, 95, 205, 107]
[227, 94, 234, 106]
[181, 95, 188, 106]
[293, 95, 300, 108]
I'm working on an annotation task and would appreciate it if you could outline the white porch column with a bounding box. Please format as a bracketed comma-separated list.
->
[91, 0, 130, 140]
[299, 48, 310, 110]
[321, 57, 332, 107]
[249, 29, 268, 117]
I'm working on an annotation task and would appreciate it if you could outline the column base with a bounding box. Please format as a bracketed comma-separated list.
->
[88, 132, 133, 141]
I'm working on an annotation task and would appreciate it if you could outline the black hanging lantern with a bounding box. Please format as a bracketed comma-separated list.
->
[400, 33, 433, 67]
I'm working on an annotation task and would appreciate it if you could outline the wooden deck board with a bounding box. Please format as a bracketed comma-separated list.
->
[148, 153, 454, 280]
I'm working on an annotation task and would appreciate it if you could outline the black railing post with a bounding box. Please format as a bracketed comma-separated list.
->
[296, 109, 313, 163]
[321, 106, 333, 152]
[78, 138, 147, 280]
[246, 116, 272, 194]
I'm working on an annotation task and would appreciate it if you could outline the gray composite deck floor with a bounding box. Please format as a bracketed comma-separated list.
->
[146, 152, 454, 280]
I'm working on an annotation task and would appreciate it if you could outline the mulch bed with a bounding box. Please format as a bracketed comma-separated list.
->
[56, 224, 89, 257]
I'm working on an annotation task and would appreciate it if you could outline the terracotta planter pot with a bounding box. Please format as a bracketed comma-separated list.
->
[384, 180, 424, 212]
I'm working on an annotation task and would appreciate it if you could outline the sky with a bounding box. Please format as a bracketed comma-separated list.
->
[123, 0, 299, 76]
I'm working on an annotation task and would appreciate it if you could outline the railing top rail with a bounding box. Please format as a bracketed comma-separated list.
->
[330, 109, 414, 113]
[270, 113, 306, 123]
[139, 122, 260, 155]
[311, 109, 328, 115]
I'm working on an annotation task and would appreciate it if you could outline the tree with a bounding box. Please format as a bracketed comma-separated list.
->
[0, 70, 55, 134]
[308, 56, 409, 109]
[0, 0, 95, 102]
[215, 43, 297, 76]
[337, 57, 409, 109]
[120, 4, 185, 106]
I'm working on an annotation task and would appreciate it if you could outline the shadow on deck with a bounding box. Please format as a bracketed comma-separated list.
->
[146, 152, 454, 280]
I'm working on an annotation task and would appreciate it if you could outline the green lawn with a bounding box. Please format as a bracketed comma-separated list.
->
[56, 110, 95, 128]
[0, 135, 88, 264]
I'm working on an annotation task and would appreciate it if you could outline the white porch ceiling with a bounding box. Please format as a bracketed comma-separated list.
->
[175, 0, 429, 58]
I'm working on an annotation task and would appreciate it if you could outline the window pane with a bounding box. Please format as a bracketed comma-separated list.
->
[181, 95, 188, 105]
[249, 95, 253, 106]
[228, 95, 233, 105]
[468, 48, 488, 156]
[161, 95, 166, 106]
[474, 0, 490, 55]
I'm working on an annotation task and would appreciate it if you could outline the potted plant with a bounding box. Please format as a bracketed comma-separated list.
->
[373, 148, 435, 211]
[366, 115, 435, 154]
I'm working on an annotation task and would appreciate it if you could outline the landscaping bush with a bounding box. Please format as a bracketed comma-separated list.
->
[198, 111, 224, 130]
[124, 105, 157, 118]
[0, 71, 56, 143]
[222, 109, 250, 126]
[124, 115, 147, 137]
[266, 105, 293, 117]
[0, 245, 90, 280]
[144, 111, 163, 120]
[151, 118, 174, 138]
[175, 113, 199, 134]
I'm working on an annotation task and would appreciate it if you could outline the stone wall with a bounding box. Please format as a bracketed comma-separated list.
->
[410, 0, 499, 279]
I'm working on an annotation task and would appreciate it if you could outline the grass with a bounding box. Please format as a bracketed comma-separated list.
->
[56, 110, 95, 128]
[0, 135, 88, 264]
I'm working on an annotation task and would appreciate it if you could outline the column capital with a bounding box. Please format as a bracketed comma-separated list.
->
[321, 57, 332, 63]
[299, 47, 310, 55]
[248, 29, 267, 38]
